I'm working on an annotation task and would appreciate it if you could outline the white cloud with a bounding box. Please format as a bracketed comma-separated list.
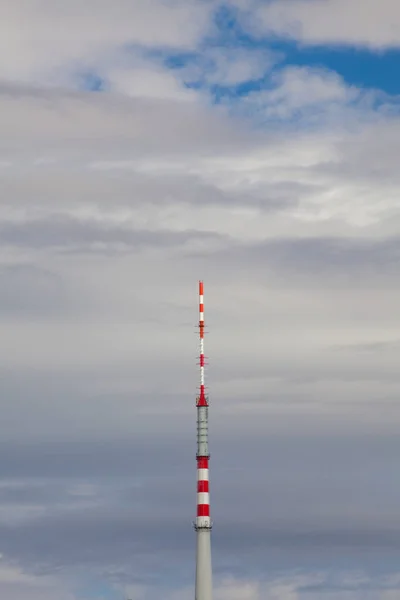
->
[0, 0, 214, 86]
[208, 47, 274, 85]
[252, 0, 400, 49]
[244, 65, 359, 120]
[182, 46, 280, 87]
[103, 62, 197, 101]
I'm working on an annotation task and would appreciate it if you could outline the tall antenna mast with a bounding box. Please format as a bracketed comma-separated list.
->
[194, 280, 213, 600]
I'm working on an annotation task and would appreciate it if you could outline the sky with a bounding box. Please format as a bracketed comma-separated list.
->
[2, 0, 400, 598]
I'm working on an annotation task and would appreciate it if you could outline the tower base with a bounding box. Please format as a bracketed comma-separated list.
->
[195, 528, 212, 600]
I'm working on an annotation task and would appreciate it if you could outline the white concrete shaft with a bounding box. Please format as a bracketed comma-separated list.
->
[195, 529, 212, 600]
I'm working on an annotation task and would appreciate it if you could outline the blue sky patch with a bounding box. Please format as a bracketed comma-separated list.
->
[78, 71, 106, 92]
[184, 2, 400, 97]
[273, 42, 400, 96]
[80, 2, 400, 105]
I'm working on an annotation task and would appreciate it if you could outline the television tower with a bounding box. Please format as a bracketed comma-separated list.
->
[194, 280, 212, 600]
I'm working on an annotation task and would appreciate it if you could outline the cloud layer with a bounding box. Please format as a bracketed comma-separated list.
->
[251, 0, 400, 49]
[1, 1, 400, 598]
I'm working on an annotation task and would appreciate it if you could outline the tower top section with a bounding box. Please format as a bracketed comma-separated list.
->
[197, 280, 208, 408]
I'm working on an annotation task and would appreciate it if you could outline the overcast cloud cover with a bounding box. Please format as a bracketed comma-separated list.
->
[2, 0, 400, 598]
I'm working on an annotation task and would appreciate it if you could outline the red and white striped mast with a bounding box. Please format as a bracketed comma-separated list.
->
[194, 280, 212, 600]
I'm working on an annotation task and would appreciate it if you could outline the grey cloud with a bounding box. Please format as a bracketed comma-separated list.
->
[0, 480, 67, 506]
[1, 433, 400, 587]
[200, 235, 400, 283]
[5, 219, 400, 282]
[0, 577, 73, 600]
[0, 215, 224, 252]
[0, 167, 304, 215]
[0, 85, 262, 155]
[331, 339, 400, 353]
[7, 508, 400, 578]
[302, 121, 400, 188]
[267, 235, 400, 272]
[0, 265, 66, 316]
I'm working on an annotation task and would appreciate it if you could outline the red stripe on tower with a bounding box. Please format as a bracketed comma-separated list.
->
[197, 457, 209, 469]
[197, 481, 209, 493]
[197, 505, 210, 517]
